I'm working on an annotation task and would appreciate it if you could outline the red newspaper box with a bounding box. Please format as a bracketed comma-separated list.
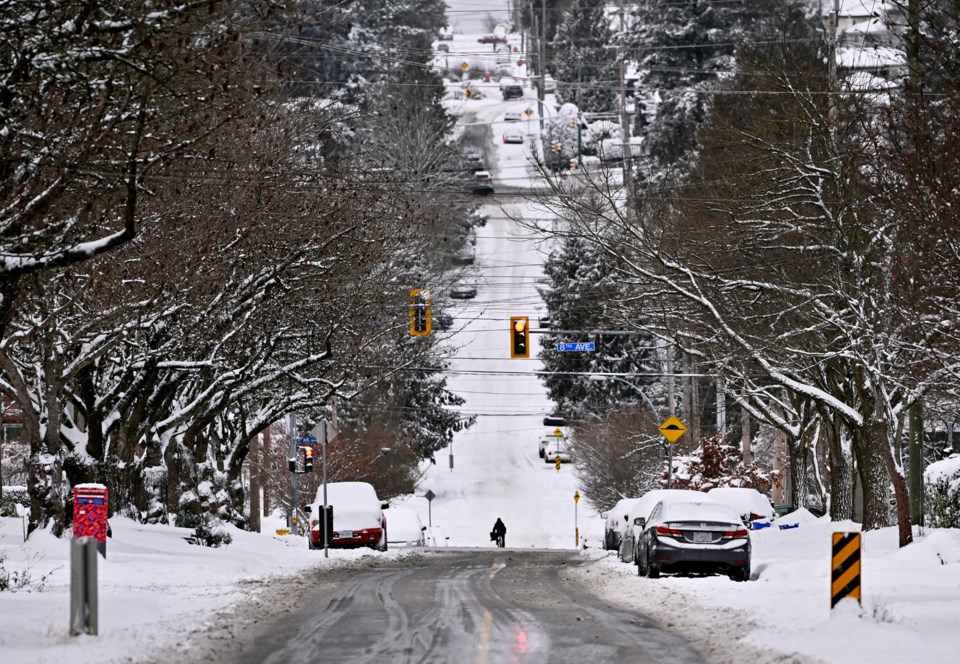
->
[73, 483, 108, 557]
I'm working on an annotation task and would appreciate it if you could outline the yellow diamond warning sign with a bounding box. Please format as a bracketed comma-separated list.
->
[658, 416, 687, 444]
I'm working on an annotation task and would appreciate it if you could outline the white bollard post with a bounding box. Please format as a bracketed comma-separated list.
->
[70, 537, 98, 636]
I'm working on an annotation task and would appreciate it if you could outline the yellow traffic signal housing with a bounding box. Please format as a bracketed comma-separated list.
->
[410, 289, 431, 336]
[510, 316, 530, 358]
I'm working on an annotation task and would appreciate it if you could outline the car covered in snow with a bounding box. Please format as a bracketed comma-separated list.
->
[633, 498, 751, 581]
[307, 481, 388, 551]
[502, 126, 524, 144]
[706, 487, 776, 528]
[386, 508, 427, 547]
[471, 170, 495, 195]
[622, 489, 713, 563]
[544, 435, 572, 464]
[602, 497, 637, 551]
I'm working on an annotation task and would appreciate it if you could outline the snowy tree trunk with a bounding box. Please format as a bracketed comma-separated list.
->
[852, 422, 891, 530]
[787, 435, 808, 513]
[871, 413, 913, 547]
[829, 426, 854, 521]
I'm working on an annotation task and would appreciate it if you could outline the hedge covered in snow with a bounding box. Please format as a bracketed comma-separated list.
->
[924, 455, 960, 528]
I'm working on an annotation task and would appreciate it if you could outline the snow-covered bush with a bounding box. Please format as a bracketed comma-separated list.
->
[924, 455, 960, 528]
[668, 434, 776, 494]
[0, 486, 28, 517]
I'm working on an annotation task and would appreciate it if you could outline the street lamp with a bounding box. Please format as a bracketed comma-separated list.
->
[588, 374, 674, 488]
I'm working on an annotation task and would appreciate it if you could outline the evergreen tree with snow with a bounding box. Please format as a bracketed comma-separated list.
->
[551, 0, 619, 113]
[626, 0, 773, 182]
[538, 233, 661, 420]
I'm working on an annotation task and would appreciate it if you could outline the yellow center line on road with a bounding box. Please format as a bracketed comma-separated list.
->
[476, 610, 493, 664]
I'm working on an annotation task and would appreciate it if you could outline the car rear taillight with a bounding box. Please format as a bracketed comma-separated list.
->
[655, 524, 683, 538]
[721, 527, 749, 539]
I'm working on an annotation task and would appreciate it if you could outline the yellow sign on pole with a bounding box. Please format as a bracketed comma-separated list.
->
[573, 491, 580, 503]
[553, 428, 563, 437]
[524, 107, 534, 117]
[658, 416, 687, 443]
[460, 61, 469, 70]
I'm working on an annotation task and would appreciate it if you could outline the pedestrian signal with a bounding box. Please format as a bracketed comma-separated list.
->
[510, 316, 530, 358]
[553, 143, 562, 153]
[410, 289, 431, 336]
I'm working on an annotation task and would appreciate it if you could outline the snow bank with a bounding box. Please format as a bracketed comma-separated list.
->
[569, 519, 960, 664]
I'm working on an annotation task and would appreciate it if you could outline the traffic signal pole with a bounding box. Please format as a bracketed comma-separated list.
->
[288, 413, 298, 531]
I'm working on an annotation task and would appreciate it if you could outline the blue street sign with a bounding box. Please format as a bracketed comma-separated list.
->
[296, 436, 317, 444]
[557, 342, 596, 352]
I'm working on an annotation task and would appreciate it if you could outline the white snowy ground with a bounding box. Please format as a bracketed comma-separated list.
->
[2, 22, 960, 664]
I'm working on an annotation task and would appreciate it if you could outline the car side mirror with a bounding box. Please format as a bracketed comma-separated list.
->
[381, 502, 389, 510]
[633, 517, 645, 528]
[303, 505, 312, 515]
[421, 526, 427, 532]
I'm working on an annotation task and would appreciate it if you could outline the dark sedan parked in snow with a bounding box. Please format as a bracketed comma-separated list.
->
[634, 499, 751, 581]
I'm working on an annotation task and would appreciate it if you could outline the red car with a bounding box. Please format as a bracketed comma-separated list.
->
[308, 481, 388, 551]
[478, 34, 507, 45]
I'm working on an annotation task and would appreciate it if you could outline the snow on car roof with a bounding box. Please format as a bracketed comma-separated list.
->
[627, 489, 711, 522]
[659, 500, 742, 524]
[313, 481, 380, 506]
[707, 487, 775, 518]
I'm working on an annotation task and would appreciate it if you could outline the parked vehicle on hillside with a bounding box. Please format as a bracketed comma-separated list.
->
[471, 170, 495, 195]
[544, 436, 572, 464]
[307, 482, 388, 551]
[499, 77, 524, 100]
[634, 498, 751, 581]
[386, 509, 427, 547]
[621, 489, 711, 563]
[503, 126, 524, 144]
[450, 283, 478, 299]
[538, 437, 553, 458]
[478, 34, 508, 45]
[602, 498, 637, 551]
[706, 487, 775, 528]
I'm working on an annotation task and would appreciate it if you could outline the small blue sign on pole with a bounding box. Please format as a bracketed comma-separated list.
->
[296, 436, 317, 444]
[557, 342, 596, 352]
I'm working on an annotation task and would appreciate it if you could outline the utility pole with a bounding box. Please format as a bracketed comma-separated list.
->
[287, 413, 298, 530]
[249, 432, 260, 533]
[715, 377, 726, 436]
[539, 0, 546, 105]
[262, 425, 271, 516]
[908, 401, 923, 525]
[617, 1, 632, 205]
[741, 388, 752, 466]
[826, 0, 839, 127]
[665, 346, 675, 489]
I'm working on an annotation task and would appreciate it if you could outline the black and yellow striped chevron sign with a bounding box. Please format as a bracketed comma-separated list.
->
[831, 532, 862, 608]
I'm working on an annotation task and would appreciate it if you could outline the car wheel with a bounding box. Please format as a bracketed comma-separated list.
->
[636, 549, 647, 576]
[646, 552, 660, 579]
[730, 566, 750, 582]
[539, 449, 545, 458]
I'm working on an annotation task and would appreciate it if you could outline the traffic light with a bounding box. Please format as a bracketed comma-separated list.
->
[569, 159, 577, 171]
[304, 447, 314, 473]
[553, 142, 562, 153]
[510, 316, 530, 358]
[409, 289, 431, 336]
